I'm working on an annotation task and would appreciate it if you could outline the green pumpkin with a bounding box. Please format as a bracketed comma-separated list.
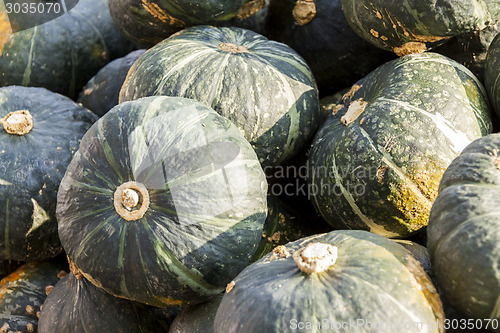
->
[56, 96, 268, 308]
[308, 52, 492, 238]
[0, 86, 97, 261]
[78, 49, 146, 117]
[266, 0, 395, 95]
[38, 269, 172, 333]
[0, 262, 66, 333]
[340, 0, 500, 56]
[214, 230, 444, 332]
[225, 0, 269, 36]
[120, 25, 320, 168]
[434, 22, 500, 82]
[427, 133, 500, 328]
[0, 0, 133, 99]
[109, 0, 266, 48]
[485, 32, 500, 116]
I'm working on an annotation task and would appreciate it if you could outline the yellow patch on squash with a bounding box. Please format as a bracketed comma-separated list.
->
[141, 0, 186, 27]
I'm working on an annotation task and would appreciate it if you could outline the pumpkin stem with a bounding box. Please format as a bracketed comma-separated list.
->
[114, 181, 150, 221]
[0, 110, 33, 135]
[293, 0, 316, 26]
[293, 242, 337, 274]
[218, 43, 250, 54]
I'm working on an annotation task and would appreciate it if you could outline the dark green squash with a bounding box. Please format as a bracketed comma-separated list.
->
[56, 96, 268, 308]
[120, 25, 320, 168]
[78, 49, 146, 117]
[427, 133, 500, 327]
[0, 86, 98, 261]
[485, 32, 500, 116]
[266, 0, 396, 96]
[109, 0, 266, 48]
[38, 269, 173, 333]
[0, 262, 66, 333]
[340, 0, 500, 56]
[308, 52, 492, 238]
[225, 0, 269, 36]
[434, 22, 500, 82]
[169, 294, 222, 333]
[0, 0, 133, 99]
[214, 230, 445, 332]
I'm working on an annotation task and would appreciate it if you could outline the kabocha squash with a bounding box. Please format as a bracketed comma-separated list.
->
[214, 230, 445, 332]
[120, 25, 320, 167]
[0, 86, 97, 261]
[308, 52, 492, 238]
[56, 96, 268, 308]
[434, 23, 500, 82]
[226, 0, 269, 36]
[109, 0, 266, 48]
[485, 33, 500, 116]
[266, 0, 395, 95]
[78, 49, 146, 117]
[0, 262, 66, 333]
[38, 270, 172, 333]
[0, 0, 133, 99]
[169, 294, 222, 333]
[427, 133, 500, 327]
[340, 0, 500, 56]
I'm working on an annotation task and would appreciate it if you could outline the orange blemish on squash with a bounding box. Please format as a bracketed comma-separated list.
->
[157, 296, 183, 306]
[141, 0, 186, 27]
[0, 10, 12, 57]
[342, 84, 362, 101]
[293, 0, 316, 26]
[226, 281, 235, 293]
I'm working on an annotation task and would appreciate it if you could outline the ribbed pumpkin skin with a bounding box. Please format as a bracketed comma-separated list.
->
[427, 134, 500, 326]
[120, 26, 320, 168]
[308, 53, 492, 238]
[0, 0, 133, 99]
[38, 272, 172, 333]
[108, 0, 261, 48]
[267, 0, 395, 95]
[0, 86, 97, 261]
[214, 230, 444, 333]
[340, 0, 500, 56]
[485, 33, 500, 116]
[0, 262, 65, 333]
[57, 96, 268, 308]
[434, 22, 500, 82]
[78, 49, 146, 117]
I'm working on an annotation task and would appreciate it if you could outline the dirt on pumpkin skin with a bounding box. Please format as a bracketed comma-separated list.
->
[141, 0, 186, 27]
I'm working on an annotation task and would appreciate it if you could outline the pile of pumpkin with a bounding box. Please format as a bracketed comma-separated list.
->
[0, 0, 500, 332]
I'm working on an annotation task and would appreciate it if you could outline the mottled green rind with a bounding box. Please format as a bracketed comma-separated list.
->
[169, 293, 222, 333]
[340, 0, 500, 53]
[0, 86, 97, 261]
[0, 0, 133, 99]
[0, 262, 65, 333]
[57, 96, 268, 307]
[38, 272, 172, 333]
[78, 49, 146, 117]
[251, 196, 308, 263]
[427, 133, 500, 327]
[109, 0, 251, 48]
[434, 22, 500, 82]
[267, 0, 396, 95]
[308, 52, 492, 238]
[120, 25, 320, 168]
[214, 230, 444, 333]
[485, 33, 500, 116]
